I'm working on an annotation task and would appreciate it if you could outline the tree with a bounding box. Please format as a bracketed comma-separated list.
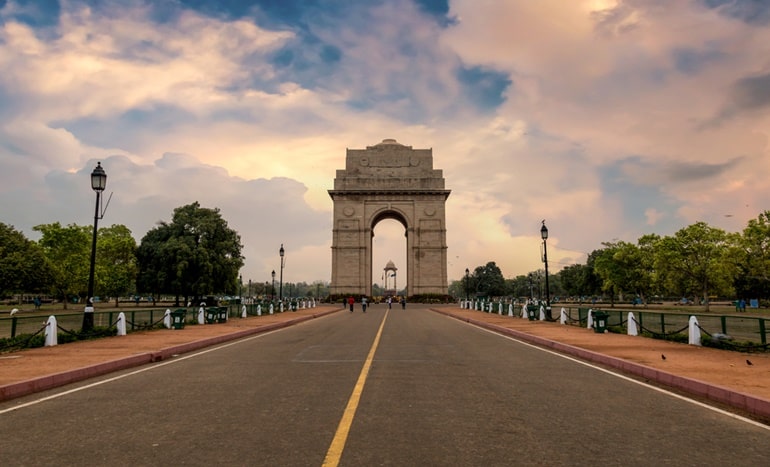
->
[33, 223, 91, 309]
[592, 243, 623, 306]
[729, 211, 770, 300]
[0, 223, 53, 299]
[471, 262, 506, 297]
[96, 224, 138, 307]
[654, 222, 731, 311]
[136, 202, 244, 305]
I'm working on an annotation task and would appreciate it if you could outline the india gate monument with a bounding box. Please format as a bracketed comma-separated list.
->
[329, 139, 450, 297]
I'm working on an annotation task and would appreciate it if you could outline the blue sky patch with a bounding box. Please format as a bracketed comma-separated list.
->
[456, 66, 511, 112]
[701, 0, 770, 25]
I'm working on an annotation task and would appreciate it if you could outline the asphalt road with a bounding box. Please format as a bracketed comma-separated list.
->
[1, 304, 768, 466]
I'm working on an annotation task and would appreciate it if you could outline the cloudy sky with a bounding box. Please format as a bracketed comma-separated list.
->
[1, 0, 768, 287]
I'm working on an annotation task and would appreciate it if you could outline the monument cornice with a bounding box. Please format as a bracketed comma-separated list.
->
[329, 189, 451, 199]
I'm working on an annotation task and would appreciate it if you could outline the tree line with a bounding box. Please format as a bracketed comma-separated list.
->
[4, 204, 769, 309]
[450, 212, 770, 310]
[0, 202, 244, 308]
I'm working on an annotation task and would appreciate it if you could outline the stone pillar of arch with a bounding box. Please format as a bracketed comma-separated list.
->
[329, 139, 450, 297]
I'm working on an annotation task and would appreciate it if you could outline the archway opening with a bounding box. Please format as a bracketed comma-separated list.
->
[371, 216, 407, 299]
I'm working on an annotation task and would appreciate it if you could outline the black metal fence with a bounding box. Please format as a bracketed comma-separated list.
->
[562, 307, 767, 345]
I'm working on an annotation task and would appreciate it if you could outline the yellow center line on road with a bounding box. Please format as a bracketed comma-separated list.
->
[322, 309, 389, 467]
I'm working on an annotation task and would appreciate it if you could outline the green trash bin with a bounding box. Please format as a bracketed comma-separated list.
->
[526, 304, 538, 321]
[171, 309, 186, 330]
[205, 307, 217, 324]
[217, 306, 228, 323]
[593, 310, 609, 333]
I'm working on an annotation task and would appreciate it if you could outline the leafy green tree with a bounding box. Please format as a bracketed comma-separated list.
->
[471, 262, 506, 297]
[33, 222, 91, 309]
[592, 243, 624, 306]
[96, 224, 137, 307]
[729, 211, 770, 299]
[0, 223, 53, 298]
[136, 202, 244, 305]
[607, 235, 659, 305]
[558, 264, 591, 298]
[654, 222, 731, 311]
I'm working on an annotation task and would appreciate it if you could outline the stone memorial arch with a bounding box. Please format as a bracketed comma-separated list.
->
[329, 139, 450, 297]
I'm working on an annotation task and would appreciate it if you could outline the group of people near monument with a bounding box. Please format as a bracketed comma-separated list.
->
[347, 295, 406, 312]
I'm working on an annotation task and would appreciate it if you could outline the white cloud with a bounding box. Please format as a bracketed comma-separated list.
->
[1, 0, 769, 286]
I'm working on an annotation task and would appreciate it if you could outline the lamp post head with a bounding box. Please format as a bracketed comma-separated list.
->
[91, 162, 107, 192]
[465, 268, 469, 276]
[540, 220, 548, 240]
[272, 270, 275, 279]
[279, 244, 284, 258]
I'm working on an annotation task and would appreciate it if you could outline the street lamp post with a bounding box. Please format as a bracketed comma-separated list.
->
[271, 270, 275, 301]
[279, 244, 285, 300]
[541, 220, 552, 320]
[239, 274, 243, 305]
[465, 268, 470, 301]
[83, 162, 107, 332]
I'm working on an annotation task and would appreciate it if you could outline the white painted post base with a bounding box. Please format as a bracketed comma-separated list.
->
[688, 315, 701, 346]
[45, 316, 57, 346]
[627, 312, 638, 336]
[117, 312, 127, 336]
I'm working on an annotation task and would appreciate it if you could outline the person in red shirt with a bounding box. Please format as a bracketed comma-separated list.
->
[348, 296, 354, 312]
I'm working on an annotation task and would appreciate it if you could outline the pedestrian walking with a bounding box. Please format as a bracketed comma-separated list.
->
[348, 296, 355, 312]
[400, 297, 406, 309]
[387, 296, 392, 309]
[361, 296, 367, 313]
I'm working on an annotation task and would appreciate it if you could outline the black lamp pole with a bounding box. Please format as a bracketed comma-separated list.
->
[541, 220, 552, 320]
[83, 162, 107, 332]
[464, 268, 469, 301]
[279, 244, 285, 300]
[271, 270, 275, 300]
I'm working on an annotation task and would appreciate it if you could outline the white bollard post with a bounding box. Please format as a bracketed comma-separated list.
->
[688, 315, 701, 346]
[521, 304, 527, 319]
[498, 302, 503, 315]
[539, 305, 546, 321]
[627, 312, 638, 336]
[164, 309, 172, 329]
[280, 302, 284, 313]
[508, 304, 513, 317]
[198, 307, 205, 325]
[270, 303, 274, 315]
[117, 312, 127, 336]
[257, 304, 262, 316]
[241, 305, 247, 318]
[45, 316, 58, 346]
[587, 309, 594, 329]
[560, 307, 567, 324]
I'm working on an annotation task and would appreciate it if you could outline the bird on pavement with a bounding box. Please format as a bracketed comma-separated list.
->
[746, 359, 753, 366]
[661, 354, 666, 360]
[10, 308, 19, 316]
